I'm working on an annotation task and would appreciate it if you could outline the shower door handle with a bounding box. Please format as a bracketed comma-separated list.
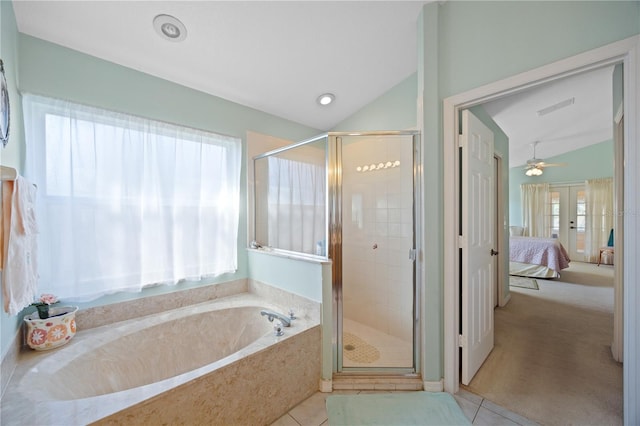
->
[409, 249, 417, 261]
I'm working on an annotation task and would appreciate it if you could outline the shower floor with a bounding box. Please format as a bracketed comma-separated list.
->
[342, 318, 413, 368]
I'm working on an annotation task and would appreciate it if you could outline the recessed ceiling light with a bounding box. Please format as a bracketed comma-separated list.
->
[153, 14, 187, 42]
[317, 93, 335, 106]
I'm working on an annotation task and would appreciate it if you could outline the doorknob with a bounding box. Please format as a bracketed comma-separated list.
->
[490, 249, 499, 256]
[570, 226, 576, 229]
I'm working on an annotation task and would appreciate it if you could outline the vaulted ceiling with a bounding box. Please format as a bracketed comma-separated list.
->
[483, 65, 615, 169]
[12, 1, 614, 166]
[13, 1, 428, 131]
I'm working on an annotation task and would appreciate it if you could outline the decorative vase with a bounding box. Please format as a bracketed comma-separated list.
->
[24, 306, 78, 351]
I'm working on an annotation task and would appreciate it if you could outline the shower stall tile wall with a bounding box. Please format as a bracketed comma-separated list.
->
[341, 135, 415, 344]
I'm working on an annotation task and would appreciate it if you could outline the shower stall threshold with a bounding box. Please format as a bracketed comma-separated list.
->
[332, 374, 423, 391]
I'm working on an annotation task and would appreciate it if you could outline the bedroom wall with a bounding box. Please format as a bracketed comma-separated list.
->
[508, 140, 614, 226]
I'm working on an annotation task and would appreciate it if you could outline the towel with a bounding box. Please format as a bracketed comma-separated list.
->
[2, 176, 39, 315]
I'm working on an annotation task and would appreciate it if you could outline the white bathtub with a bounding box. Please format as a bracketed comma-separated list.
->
[1, 290, 321, 425]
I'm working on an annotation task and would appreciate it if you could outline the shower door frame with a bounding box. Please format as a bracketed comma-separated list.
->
[328, 130, 422, 376]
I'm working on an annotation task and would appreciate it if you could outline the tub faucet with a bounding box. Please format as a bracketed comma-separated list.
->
[260, 309, 291, 327]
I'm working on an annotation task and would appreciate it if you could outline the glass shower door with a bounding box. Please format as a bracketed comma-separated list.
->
[336, 134, 416, 371]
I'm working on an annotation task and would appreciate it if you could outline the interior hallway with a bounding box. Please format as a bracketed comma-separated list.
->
[463, 262, 621, 425]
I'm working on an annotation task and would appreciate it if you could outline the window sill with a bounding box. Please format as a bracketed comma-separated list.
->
[246, 247, 332, 265]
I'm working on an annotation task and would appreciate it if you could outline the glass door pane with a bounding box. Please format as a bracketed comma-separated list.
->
[569, 186, 586, 259]
[338, 134, 415, 370]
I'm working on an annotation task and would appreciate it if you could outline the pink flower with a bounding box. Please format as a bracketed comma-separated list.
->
[39, 294, 58, 305]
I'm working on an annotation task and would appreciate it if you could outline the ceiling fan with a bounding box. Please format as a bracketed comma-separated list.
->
[524, 141, 567, 176]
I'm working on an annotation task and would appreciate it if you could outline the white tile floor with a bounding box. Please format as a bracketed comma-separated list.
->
[271, 388, 539, 426]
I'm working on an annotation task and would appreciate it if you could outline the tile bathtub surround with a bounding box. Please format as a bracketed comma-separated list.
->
[249, 279, 321, 322]
[1, 279, 322, 423]
[0, 329, 21, 399]
[75, 279, 248, 330]
[2, 291, 321, 424]
[94, 326, 322, 425]
[0, 279, 248, 399]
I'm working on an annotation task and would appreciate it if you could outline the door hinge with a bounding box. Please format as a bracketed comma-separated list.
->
[458, 334, 465, 347]
[458, 235, 466, 249]
[458, 133, 465, 148]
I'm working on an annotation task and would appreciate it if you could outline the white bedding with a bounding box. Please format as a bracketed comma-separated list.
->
[509, 261, 559, 278]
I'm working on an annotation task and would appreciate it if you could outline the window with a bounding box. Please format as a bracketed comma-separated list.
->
[253, 137, 327, 257]
[23, 95, 241, 300]
[265, 156, 325, 255]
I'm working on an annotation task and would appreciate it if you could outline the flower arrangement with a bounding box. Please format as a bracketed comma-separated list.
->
[24, 298, 78, 351]
[31, 294, 59, 319]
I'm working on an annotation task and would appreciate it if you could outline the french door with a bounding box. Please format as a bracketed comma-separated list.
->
[550, 184, 586, 260]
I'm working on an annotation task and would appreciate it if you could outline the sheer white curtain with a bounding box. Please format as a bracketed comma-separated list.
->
[585, 177, 614, 262]
[267, 157, 325, 254]
[23, 95, 241, 301]
[521, 183, 550, 237]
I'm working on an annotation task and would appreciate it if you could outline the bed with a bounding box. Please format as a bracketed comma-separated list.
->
[509, 236, 571, 278]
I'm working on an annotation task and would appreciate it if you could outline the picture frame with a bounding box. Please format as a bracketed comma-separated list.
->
[0, 59, 10, 147]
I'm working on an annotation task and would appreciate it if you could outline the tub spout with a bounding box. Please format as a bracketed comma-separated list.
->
[260, 309, 291, 327]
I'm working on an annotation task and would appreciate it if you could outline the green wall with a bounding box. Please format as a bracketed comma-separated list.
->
[0, 0, 24, 361]
[332, 73, 417, 131]
[509, 140, 614, 225]
[419, 0, 639, 384]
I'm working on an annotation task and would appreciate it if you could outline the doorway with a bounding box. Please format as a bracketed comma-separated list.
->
[443, 36, 638, 408]
[330, 132, 420, 374]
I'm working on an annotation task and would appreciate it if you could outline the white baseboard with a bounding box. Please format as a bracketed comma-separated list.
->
[500, 292, 512, 307]
[423, 379, 444, 392]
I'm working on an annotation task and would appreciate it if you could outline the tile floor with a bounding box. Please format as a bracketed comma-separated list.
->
[271, 388, 539, 426]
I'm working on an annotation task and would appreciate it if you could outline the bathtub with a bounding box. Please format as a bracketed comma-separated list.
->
[1, 289, 321, 425]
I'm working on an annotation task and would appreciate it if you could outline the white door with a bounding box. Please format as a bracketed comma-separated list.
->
[493, 156, 500, 308]
[461, 110, 495, 385]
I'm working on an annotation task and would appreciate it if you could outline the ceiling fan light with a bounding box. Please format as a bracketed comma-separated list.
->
[525, 167, 543, 177]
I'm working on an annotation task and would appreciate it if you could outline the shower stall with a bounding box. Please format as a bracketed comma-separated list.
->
[253, 131, 421, 375]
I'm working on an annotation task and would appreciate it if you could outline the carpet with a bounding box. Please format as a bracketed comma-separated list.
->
[509, 275, 539, 290]
[464, 268, 622, 426]
[326, 392, 471, 426]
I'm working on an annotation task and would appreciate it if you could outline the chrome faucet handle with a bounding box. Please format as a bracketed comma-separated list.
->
[288, 308, 296, 320]
[274, 320, 284, 336]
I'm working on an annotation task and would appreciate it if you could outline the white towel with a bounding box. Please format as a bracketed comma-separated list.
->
[2, 176, 39, 315]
